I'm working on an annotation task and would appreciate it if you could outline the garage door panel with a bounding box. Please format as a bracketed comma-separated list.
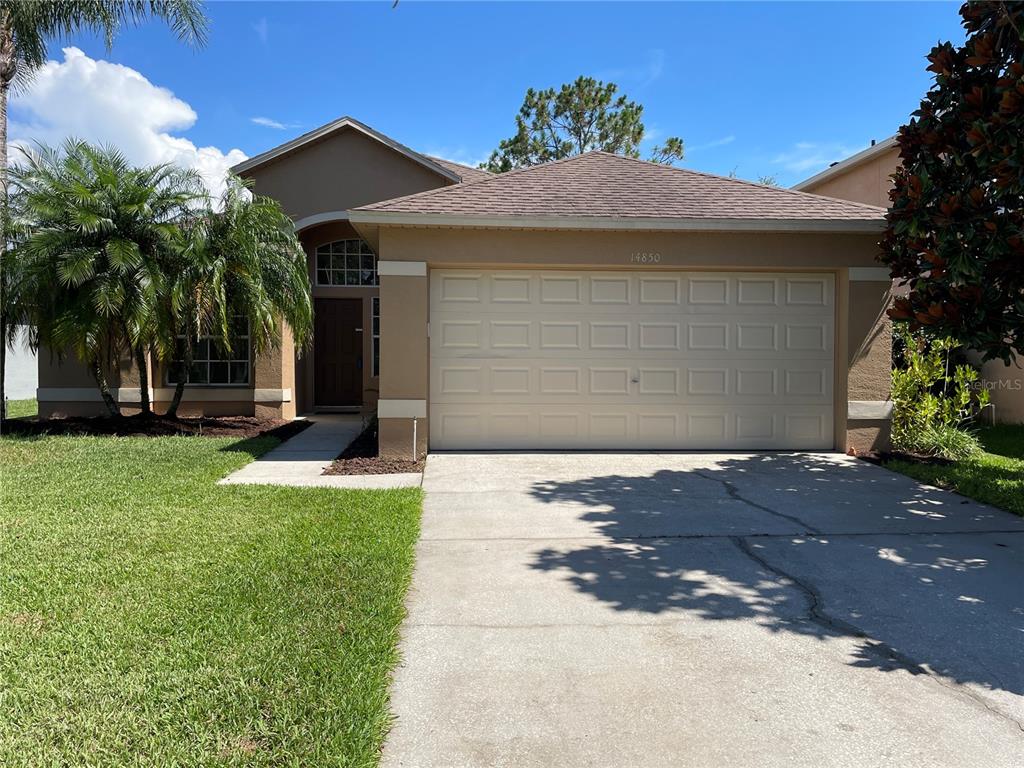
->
[431, 272, 833, 316]
[431, 314, 832, 357]
[430, 404, 834, 450]
[432, 358, 832, 405]
[430, 270, 834, 450]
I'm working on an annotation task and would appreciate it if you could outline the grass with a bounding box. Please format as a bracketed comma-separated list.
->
[886, 424, 1024, 516]
[0, 432, 421, 766]
[4, 398, 37, 419]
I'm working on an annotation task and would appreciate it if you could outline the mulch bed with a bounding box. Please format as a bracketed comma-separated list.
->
[856, 450, 954, 467]
[1, 414, 313, 441]
[324, 420, 424, 476]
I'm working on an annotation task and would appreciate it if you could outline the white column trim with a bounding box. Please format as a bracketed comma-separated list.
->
[255, 388, 292, 402]
[378, 260, 427, 277]
[849, 268, 891, 282]
[378, 399, 427, 418]
[848, 400, 893, 420]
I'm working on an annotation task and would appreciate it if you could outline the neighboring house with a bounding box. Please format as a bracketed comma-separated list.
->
[39, 116, 895, 455]
[6, 327, 38, 400]
[796, 136, 1024, 425]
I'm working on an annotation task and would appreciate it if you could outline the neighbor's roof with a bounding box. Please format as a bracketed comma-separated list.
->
[792, 136, 898, 192]
[230, 116, 462, 183]
[424, 156, 493, 184]
[349, 151, 887, 233]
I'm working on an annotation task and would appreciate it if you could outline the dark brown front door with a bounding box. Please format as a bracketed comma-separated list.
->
[314, 298, 363, 407]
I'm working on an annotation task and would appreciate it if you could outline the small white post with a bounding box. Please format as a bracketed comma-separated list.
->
[412, 417, 418, 461]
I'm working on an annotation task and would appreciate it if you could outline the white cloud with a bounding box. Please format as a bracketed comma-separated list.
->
[9, 47, 246, 199]
[771, 140, 860, 174]
[642, 126, 662, 142]
[252, 18, 269, 45]
[688, 135, 736, 153]
[641, 49, 665, 86]
[423, 146, 489, 170]
[596, 48, 666, 88]
[251, 116, 299, 130]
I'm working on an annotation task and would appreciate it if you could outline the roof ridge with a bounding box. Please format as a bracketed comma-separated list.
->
[597, 151, 888, 214]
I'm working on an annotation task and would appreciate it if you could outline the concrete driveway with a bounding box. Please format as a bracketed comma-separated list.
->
[384, 453, 1024, 767]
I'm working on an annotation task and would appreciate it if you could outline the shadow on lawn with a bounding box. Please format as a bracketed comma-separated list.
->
[528, 453, 1024, 701]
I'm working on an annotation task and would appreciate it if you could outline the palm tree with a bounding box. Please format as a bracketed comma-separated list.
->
[8, 140, 204, 415]
[161, 176, 313, 418]
[0, 0, 208, 418]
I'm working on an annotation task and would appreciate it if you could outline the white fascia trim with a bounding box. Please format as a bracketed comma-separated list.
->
[347, 210, 886, 234]
[230, 117, 460, 182]
[792, 136, 898, 191]
[378, 399, 427, 419]
[848, 400, 893, 420]
[378, 260, 427, 277]
[293, 211, 350, 232]
[849, 267, 892, 282]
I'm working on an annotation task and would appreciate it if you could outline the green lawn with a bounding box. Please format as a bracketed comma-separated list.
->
[4, 398, 37, 419]
[886, 425, 1024, 516]
[0, 433, 421, 766]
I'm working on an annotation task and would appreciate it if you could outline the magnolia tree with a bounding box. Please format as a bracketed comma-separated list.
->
[881, 1, 1024, 364]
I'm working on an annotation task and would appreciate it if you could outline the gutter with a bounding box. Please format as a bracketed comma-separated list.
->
[346, 210, 886, 235]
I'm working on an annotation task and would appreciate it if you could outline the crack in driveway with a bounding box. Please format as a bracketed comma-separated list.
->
[691, 469, 823, 534]
[729, 535, 1024, 732]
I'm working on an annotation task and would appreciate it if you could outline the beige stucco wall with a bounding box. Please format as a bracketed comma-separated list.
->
[39, 344, 293, 420]
[980, 359, 1024, 424]
[800, 146, 900, 208]
[371, 226, 891, 457]
[846, 280, 894, 453]
[242, 128, 453, 223]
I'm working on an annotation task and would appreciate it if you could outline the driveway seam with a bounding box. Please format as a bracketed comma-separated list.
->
[729, 535, 1024, 732]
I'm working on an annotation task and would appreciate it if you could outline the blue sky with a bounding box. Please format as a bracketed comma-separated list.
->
[13, 1, 966, 188]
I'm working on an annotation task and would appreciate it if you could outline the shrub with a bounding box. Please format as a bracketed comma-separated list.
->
[891, 333, 989, 460]
[915, 424, 984, 461]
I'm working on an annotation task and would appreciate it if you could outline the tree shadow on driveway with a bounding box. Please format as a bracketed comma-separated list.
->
[527, 453, 1024, 707]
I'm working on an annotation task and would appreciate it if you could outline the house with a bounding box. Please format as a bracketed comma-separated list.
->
[38, 116, 896, 455]
[796, 137, 1024, 425]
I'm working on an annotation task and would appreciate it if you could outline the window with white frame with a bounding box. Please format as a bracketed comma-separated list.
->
[167, 318, 250, 386]
[372, 297, 380, 376]
[315, 239, 377, 286]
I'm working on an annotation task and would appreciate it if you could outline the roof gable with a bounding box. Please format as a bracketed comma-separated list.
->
[351, 151, 886, 233]
[231, 116, 461, 183]
[792, 136, 898, 191]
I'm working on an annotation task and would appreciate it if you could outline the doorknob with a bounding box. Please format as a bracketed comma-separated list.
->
[355, 328, 364, 332]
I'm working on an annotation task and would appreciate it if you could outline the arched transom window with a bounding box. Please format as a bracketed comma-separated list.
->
[315, 239, 377, 286]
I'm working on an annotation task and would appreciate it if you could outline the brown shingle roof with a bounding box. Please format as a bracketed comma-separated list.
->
[355, 151, 886, 228]
[424, 156, 493, 184]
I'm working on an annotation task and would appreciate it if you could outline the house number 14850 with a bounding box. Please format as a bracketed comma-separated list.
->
[629, 252, 661, 264]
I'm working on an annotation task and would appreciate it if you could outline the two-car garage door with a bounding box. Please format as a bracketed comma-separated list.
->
[429, 270, 834, 450]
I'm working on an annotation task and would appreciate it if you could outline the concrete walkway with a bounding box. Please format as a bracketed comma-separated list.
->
[219, 414, 421, 489]
[384, 452, 1024, 767]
